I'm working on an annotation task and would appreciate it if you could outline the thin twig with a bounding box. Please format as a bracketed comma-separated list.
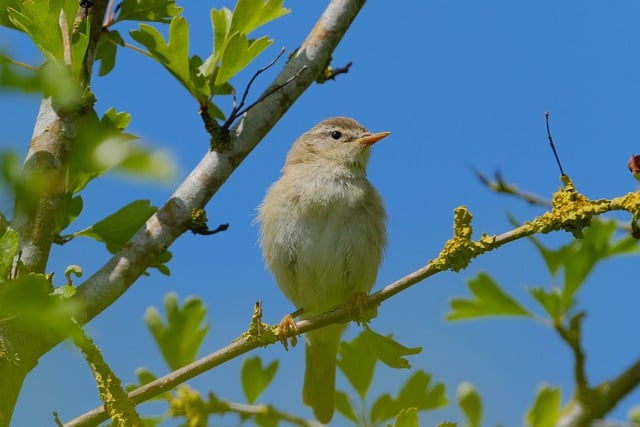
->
[316, 61, 352, 83]
[545, 111, 566, 176]
[555, 313, 589, 393]
[222, 63, 308, 130]
[474, 168, 553, 207]
[224, 48, 287, 128]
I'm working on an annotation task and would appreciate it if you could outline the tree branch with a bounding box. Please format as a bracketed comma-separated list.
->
[65, 177, 640, 426]
[73, 0, 368, 324]
[555, 358, 640, 427]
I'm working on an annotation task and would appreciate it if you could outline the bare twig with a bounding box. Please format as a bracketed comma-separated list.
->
[474, 168, 553, 207]
[316, 61, 352, 83]
[223, 65, 308, 130]
[545, 111, 567, 176]
[223, 48, 287, 130]
[555, 312, 589, 393]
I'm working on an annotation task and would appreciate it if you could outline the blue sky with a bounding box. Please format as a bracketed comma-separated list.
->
[2, 1, 640, 425]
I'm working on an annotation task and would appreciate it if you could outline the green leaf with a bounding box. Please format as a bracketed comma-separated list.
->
[335, 391, 358, 423]
[393, 407, 418, 427]
[255, 413, 278, 427]
[230, 0, 289, 35]
[145, 293, 209, 370]
[130, 17, 207, 99]
[241, 356, 278, 404]
[203, 0, 289, 88]
[529, 287, 564, 321]
[215, 33, 271, 87]
[436, 423, 457, 427]
[95, 30, 124, 76]
[371, 371, 447, 423]
[363, 326, 421, 369]
[210, 8, 232, 64]
[0, 0, 21, 30]
[114, 0, 182, 23]
[0, 228, 19, 280]
[0, 274, 79, 335]
[562, 220, 637, 302]
[7, 0, 88, 78]
[57, 193, 83, 233]
[628, 405, 640, 423]
[457, 382, 482, 427]
[74, 200, 156, 247]
[338, 329, 378, 399]
[447, 272, 531, 321]
[526, 385, 561, 427]
[7, 0, 77, 63]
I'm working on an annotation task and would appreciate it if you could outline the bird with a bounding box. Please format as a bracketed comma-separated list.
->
[258, 116, 389, 423]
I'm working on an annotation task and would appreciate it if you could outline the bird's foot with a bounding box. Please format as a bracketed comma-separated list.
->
[278, 313, 299, 350]
[346, 292, 376, 325]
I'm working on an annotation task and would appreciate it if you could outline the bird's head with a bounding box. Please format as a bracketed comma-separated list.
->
[283, 117, 390, 175]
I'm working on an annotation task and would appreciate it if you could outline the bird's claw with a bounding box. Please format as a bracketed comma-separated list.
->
[278, 313, 298, 350]
[346, 292, 374, 325]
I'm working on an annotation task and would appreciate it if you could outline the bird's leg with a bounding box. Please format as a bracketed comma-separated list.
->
[278, 307, 304, 350]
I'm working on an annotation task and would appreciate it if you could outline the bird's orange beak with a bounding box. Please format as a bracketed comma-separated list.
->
[358, 131, 391, 146]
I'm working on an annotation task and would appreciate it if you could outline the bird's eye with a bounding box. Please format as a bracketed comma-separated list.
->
[330, 130, 342, 140]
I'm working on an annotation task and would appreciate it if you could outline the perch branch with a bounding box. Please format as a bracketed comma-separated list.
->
[66, 176, 640, 426]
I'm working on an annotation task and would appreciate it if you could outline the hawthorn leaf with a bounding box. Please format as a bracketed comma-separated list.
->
[335, 391, 358, 423]
[241, 356, 279, 404]
[338, 329, 377, 399]
[370, 371, 447, 423]
[457, 382, 482, 427]
[115, 0, 182, 23]
[145, 293, 209, 370]
[74, 200, 156, 247]
[363, 326, 421, 369]
[447, 272, 531, 321]
[527, 385, 561, 427]
[393, 407, 418, 427]
[95, 30, 124, 76]
[215, 33, 272, 87]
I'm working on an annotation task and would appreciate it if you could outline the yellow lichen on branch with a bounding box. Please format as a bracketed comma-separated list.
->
[429, 206, 497, 273]
[429, 175, 640, 275]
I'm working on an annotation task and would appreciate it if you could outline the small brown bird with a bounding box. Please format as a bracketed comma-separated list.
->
[258, 117, 389, 423]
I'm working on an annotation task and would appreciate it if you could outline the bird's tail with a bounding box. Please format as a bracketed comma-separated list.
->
[303, 324, 345, 424]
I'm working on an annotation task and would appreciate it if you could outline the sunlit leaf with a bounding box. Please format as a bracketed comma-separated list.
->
[447, 272, 531, 321]
[230, 0, 289, 35]
[526, 385, 561, 427]
[335, 391, 358, 423]
[115, 0, 182, 23]
[215, 33, 271, 87]
[145, 293, 209, 370]
[74, 200, 156, 246]
[338, 330, 377, 399]
[130, 17, 207, 99]
[363, 326, 421, 369]
[241, 356, 278, 404]
[457, 382, 482, 427]
[393, 407, 418, 427]
[0, 274, 79, 336]
[529, 287, 565, 321]
[371, 371, 447, 423]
